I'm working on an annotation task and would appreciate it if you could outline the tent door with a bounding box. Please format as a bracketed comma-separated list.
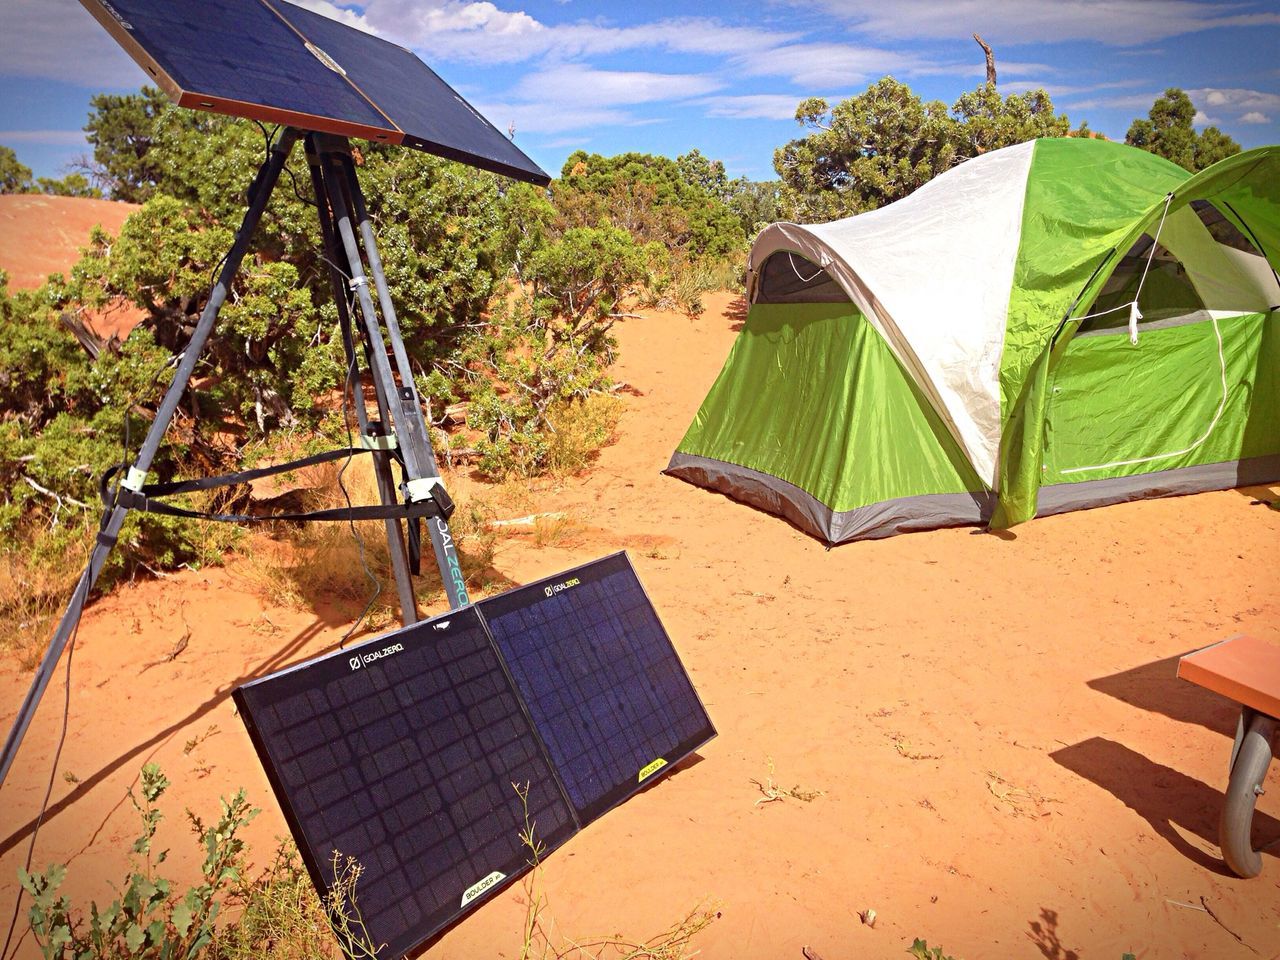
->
[1041, 313, 1236, 483]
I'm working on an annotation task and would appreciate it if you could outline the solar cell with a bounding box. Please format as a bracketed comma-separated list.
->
[79, 0, 549, 183]
[233, 606, 576, 958]
[478, 553, 716, 823]
[236, 553, 713, 957]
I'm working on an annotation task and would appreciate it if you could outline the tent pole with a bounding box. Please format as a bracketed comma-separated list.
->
[0, 129, 299, 791]
[315, 136, 470, 610]
[304, 135, 418, 624]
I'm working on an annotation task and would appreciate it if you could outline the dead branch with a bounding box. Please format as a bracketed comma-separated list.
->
[974, 33, 997, 86]
[22, 475, 91, 511]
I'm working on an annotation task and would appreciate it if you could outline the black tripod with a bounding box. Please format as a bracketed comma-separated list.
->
[0, 128, 468, 787]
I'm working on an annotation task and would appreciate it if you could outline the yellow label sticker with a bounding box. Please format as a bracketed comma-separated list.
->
[638, 757, 668, 782]
[461, 870, 506, 907]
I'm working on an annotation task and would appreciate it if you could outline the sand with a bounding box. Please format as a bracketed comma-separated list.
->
[2, 280, 1278, 960]
[0, 194, 143, 338]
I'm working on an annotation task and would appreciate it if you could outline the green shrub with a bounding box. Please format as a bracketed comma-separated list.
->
[21, 764, 256, 959]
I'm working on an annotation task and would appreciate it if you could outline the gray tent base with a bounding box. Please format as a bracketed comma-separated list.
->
[664, 452, 1280, 545]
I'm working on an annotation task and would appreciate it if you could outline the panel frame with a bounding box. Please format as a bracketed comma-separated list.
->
[77, 0, 550, 184]
[235, 552, 713, 957]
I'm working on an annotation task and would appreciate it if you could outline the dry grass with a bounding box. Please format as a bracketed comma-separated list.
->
[243, 457, 500, 633]
[0, 548, 80, 668]
[656, 258, 742, 318]
[543, 394, 623, 478]
[515, 782, 720, 960]
[750, 757, 824, 807]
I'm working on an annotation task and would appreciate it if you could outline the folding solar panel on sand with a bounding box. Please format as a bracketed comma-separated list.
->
[234, 553, 715, 958]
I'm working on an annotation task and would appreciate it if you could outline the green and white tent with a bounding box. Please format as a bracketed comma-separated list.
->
[666, 137, 1280, 543]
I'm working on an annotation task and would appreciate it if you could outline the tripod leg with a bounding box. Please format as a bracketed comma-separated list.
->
[0, 129, 300, 791]
[304, 137, 418, 624]
[316, 142, 470, 610]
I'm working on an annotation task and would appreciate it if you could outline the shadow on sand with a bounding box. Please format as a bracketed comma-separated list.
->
[1087, 654, 1239, 736]
[1051, 736, 1279, 874]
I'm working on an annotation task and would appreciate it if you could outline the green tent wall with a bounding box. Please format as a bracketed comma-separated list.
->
[667, 138, 1280, 543]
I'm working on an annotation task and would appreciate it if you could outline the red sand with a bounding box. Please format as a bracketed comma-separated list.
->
[2, 288, 1278, 959]
[0, 193, 143, 338]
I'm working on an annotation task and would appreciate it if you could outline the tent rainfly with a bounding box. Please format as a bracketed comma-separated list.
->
[666, 137, 1280, 544]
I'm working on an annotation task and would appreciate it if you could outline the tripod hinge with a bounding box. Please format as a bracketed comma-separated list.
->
[348, 275, 369, 290]
[120, 466, 148, 493]
[360, 432, 398, 451]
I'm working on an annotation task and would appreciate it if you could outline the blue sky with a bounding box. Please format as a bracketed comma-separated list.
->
[2, 0, 1278, 185]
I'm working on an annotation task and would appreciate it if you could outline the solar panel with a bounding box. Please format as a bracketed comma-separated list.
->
[235, 554, 713, 958]
[79, 0, 549, 184]
[233, 606, 578, 958]
[479, 553, 716, 822]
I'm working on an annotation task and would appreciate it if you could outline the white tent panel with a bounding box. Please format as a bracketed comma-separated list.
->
[1157, 206, 1279, 313]
[748, 141, 1037, 486]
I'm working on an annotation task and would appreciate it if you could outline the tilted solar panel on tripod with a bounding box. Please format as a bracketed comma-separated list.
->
[78, 0, 549, 183]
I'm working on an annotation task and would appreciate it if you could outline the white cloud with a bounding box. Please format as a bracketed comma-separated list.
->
[0, 129, 89, 145]
[797, 0, 1280, 46]
[735, 42, 920, 88]
[697, 94, 808, 121]
[290, 0, 378, 32]
[471, 101, 636, 135]
[1240, 111, 1271, 124]
[513, 64, 722, 108]
[473, 64, 718, 135]
[0, 0, 147, 89]
[1192, 109, 1217, 127]
[348, 2, 794, 64]
[1003, 79, 1142, 99]
[1061, 91, 1165, 111]
[1186, 87, 1280, 113]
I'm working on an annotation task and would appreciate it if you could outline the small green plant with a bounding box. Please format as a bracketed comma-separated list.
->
[20, 763, 256, 958]
[210, 844, 381, 960]
[19, 764, 380, 960]
[908, 939, 958, 960]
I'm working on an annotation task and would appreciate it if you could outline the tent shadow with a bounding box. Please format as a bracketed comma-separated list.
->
[725, 294, 748, 331]
[1050, 736, 1280, 874]
[1087, 654, 1239, 735]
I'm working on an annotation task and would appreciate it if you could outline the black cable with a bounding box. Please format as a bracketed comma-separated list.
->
[1, 604, 81, 960]
[284, 162, 315, 208]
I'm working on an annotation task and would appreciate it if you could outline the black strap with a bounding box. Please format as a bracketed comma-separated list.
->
[109, 493, 443, 525]
[407, 516, 422, 575]
[104, 445, 377, 500]
[101, 447, 454, 524]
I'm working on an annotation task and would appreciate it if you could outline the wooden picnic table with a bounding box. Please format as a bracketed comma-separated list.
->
[1179, 634, 1279, 878]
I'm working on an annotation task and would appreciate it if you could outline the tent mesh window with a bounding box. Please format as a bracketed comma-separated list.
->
[755, 251, 850, 304]
[1080, 234, 1206, 333]
[1191, 199, 1269, 258]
